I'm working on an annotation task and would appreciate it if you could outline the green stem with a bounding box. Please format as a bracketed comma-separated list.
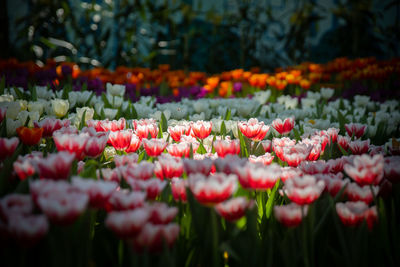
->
[210, 209, 221, 267]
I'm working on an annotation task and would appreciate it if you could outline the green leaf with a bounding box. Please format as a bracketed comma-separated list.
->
[13, 86, 25, 100]
[253, 105, 262, 117]
[224, 109, 231, 120]
[101, 93, 112, 108]
[189, 143, 194, 158]
[265, 179, 280, 219]
[0, 76, 5, 95]
[137, 150, 145, 163]
[337, 143, 349, 156]
[79, 110, 87, 130]
[29, 85, 37, 101]
[220, 121, 226, 137]
[131, 104, 138, 119]
[84, 92, 95, 106]
[61, 84, 71, 100]
[337, 110, 347, 135]
[160, 112, 168, 132]
[197, 142, 207, 154]
[237, 127, 249, 158]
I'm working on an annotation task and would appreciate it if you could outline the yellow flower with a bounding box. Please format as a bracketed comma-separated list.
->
[51, 99, 69, 118]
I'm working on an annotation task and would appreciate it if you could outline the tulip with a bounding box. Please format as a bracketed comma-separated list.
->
[213, 139, 240, 158]
[125, 134, 141, 153]
[345, 182, 379, 204]
[33, 118, 63, 137]
[106, 190, 146, 212]
[51, 99, 69, 118]
[121, 161, 154, 181]
[114, 154, 139, 167]
[183, 158, 213, 175]
[84, 132, 109, 158]
[136, 178, 167, 200]
[147, 203, 178, 224]
[0, 106, 7, 123]
[154, 154, 184, 180]
[167, 142, 191, 158]
[0, 137, 19, 161]
[280, 166, 303, 183]
[53, 132, 90, 160]
[37, 190, 88, 225]
[171, 178, 188, 202]
[344, 154, 384, 186]
[336, 201, 377, 229]
[238, 118, 268, 140]
[384, 156, 400, 183]
[36, 151, 75, 180]
[108, 130, 134, 151]
[300, 161, 330, 175]
[105, 208, 150, 238]
[191, 120, 212, 139]
[345, 123, 367, 139]
[248, 153, 274, 165]
[168, 125, 189, 142]
[274, 203, 308, 227]
[135, 123, 159, 139]
[348, 139, 370, 155]
[7, 214, 49, 245]
[0, 194, 33, 220]
[215, 197, 254, 221]
[235, 162, 281, 190]
[16, 127, 43, 146]
[143, 138, 167, 157]
[282, 144, 313, 167]
[97, 168, 122, 184]
[133, 223, 180, 252]
[337, 135, 351, 151]
[188, 172, 237, 205]
[271, 117, 295, 135]
[72, 176, 118, 209]
[283, 175, 325, 205]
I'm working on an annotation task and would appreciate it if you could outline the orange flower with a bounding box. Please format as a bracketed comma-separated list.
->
[275, 79, 287, 90]
[300, 79, 311, 90]
[206, 77, 220, 90]
[231, 69, 244, 80]
[158, 64, 170, 72]
[16, 127, 43, 146]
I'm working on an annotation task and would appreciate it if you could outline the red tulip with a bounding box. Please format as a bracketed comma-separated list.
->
[16, 127, 43, 146]
[283, 175, 325, 205]
[213, 139, 240, 158]
[344, 154, 384, 185]
[106, 208, 150, 238]
[154, 154, 184, 180]
[171, 178, 188, 202]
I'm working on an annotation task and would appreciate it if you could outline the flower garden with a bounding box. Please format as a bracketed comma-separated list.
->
[0, 57, 400, 267]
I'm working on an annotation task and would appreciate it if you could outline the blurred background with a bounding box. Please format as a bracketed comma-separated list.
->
[1, 0, 399, 73]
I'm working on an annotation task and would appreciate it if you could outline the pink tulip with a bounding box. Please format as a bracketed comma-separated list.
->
[7, 214, 49, 245]
[188, 172, 237, 205]
[348, 139, 370, 155]
[106, 208, 150, 238]
[114, 154, 139, 167]
[34, 118, 64, 137]
[53, 132, 90, 160]
[106, 190, 146, 212]
[0, 137, 19, 161]
[274, 203, 308, 227]
[283, 175, 325, 205]
[336, 201, 377, 229]
[345, 182, 379, 204]
[213, 139, 240, 158]
[238, 118, 268, 140]
[72, 176, 118, 209]
[344, 154, 384, 185]
[154, 154, 184, 180]
[215, 197, 254, 221]
[248, 153, 274, 165]
[236, 162, 281, 190]
[133, 223, 179, 252]
[37, 151, 75, 180]
[84, 132, 109, 158]
[167, 142, 191, 158]
[147, 203, 178, 224]
[171, 178, 188, 202]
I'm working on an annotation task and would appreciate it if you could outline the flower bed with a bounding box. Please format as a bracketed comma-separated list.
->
[0, 65, 400, 266]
